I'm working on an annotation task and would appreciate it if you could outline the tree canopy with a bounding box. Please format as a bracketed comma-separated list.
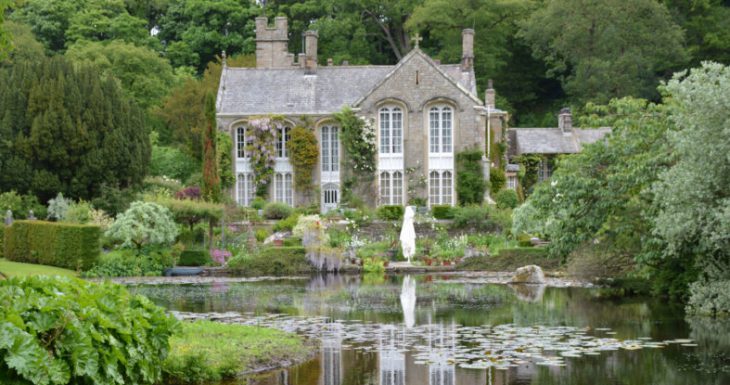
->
[519, 0, 687, 105]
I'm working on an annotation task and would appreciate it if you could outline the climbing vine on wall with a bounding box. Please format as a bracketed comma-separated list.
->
[334, 107, 376, 175]
[247, 116, 283, 197]
[334, 107, 377, 206]
[289, 126, 319, 194]
[515, 154, 542, 195]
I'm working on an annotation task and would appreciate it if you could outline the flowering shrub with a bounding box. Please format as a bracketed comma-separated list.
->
[175, 186, 201, 200]
[105, 201, 179, 250]
[247, 117, 283, 197]
[210, 248, 232, 265]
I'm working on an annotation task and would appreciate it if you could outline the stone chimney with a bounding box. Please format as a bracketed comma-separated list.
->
[461, 28, 474, 71]
[485, 79, 495, 110]
[255, 16, 292, 68]
[303, 30, 318, 74]
[558, 108, 573, 133]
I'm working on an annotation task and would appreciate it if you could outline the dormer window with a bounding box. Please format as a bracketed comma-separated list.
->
[379, 106, 403, 154]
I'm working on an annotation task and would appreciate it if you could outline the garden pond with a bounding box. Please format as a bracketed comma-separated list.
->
[128, 273, 730, 385]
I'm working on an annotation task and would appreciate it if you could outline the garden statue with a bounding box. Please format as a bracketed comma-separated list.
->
[4, 210, 12, 226]
[400, 206, 416, 264]
[400, 274, 416, 328]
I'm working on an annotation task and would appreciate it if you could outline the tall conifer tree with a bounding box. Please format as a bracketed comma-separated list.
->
[201, 92, 220, 202]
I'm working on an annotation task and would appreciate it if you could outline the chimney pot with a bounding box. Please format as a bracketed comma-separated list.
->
[558, 108, 573, 133]
[485, 79, 495, 110]
[461, 29, 474, 71]
[303, 30, 318, 74]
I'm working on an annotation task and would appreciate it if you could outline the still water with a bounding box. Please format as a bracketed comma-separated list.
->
[130, 273, 730, 385]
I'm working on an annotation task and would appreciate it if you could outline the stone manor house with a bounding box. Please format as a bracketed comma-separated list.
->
[216, 17, 507, 211]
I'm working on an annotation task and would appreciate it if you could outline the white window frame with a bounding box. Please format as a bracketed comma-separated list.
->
[276, 126, 291, 159]
[429, 106, 453, 154]
[321, 125, 339, 172]
[236, 172, 255, 206]
[429, 170, 453, 206]
[379, 107, 403, 154]
[507, 175, 517, 190]
[380, 170, 403, 205]
[274, 172, 293, 206]
[236, 126, 251, 159]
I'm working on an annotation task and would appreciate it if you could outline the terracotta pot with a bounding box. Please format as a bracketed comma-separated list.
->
[425, 258, 433, 266]
[273, 239, 284, 247]
[442, 260, 451, 266]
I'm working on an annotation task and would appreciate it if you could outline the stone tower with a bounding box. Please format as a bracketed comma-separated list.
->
[255, 16, 294, 68]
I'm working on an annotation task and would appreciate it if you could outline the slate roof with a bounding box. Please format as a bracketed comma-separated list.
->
[509, 127, 612, 155]
[217, 53, 479, 116]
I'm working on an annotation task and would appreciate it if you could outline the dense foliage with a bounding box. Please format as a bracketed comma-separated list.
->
[376, 205, 404, 221]
[4, 220, 100, 270]
[0, 276, 179, 385]
[289, 126, 319, 194]
[0, 56, 150, 202]
[455, 150, 486, 205]
[227, 247, 313, 276]
[83, 247, 175, 278]
[652, 63, 730, 316]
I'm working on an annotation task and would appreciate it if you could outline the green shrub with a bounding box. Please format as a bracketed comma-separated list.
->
[376, 205, 404, 220]
[451, 205, 511, 233]
[273, 212, 301, 232]
[456, 149, 487, 205]
[495, 189, 519, 209]
[489, 167, 506, 195]
[0, 191, 46, 219]
[251, 197, 266, 210]
[178, 249, 211, 266]
[516, 233, 534, 247]
[83, 247, 174, 277]
[255, 228, 270, 243]
[0, 276, 179, 385]
[263, 202, 293, 220]
[227, 247, 313, 276]
[459, 247, 556, 271]
[363, 258, 385, 273]
[4, 220, 101, 270]
[65, 200, 93, 224]
[431, 205, 455, 219]
[0, 224, 4, 258]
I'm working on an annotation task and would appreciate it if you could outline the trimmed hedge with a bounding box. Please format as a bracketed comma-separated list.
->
[227, 246, 314, 276]
[431, 205, 455, 219]
[4, 220, 101, 270]
[178, 249, 211, 266]
[376, 205, 404, 220]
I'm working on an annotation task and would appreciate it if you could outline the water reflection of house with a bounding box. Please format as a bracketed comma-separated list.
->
[321, 323, 344, 385]
[379, 327, 406, 385]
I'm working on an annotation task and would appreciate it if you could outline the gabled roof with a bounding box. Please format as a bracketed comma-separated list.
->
[216, 49, 481, 116]
[352, 48, 482, 108]
[509, 127, 612, 155]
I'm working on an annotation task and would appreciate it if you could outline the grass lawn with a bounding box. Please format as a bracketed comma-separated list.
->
[0, 258, 78, 279]
[164, 320, 313, 383]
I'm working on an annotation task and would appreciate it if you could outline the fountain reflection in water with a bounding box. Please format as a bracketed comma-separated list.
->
[400, 275, 416, 328]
